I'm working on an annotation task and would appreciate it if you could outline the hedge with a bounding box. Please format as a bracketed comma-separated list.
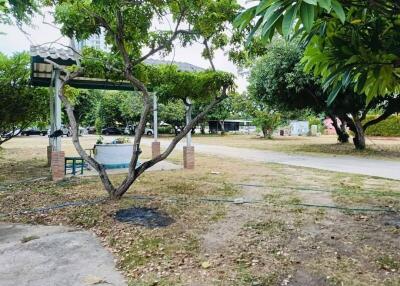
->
[158, 126, 174, 134]
[364, 115, 400, 137]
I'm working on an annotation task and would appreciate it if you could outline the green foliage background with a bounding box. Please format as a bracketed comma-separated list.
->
[364, 115, 400, 137]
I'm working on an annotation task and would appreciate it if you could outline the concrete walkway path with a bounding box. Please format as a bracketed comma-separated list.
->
[0, 223, 126, 286]
[144, 139, 400, 180]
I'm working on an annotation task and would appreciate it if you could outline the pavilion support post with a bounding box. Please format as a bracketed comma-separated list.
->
[51, 69, 64, 181]
[54, 69, 62, 152]
[47, 70, 55, 167]
[152, 93, 160, 158]
[51, 151, 65, 181]
[183, 98, 194, 169]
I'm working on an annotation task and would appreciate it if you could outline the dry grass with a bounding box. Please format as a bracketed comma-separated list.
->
[0, 136, 399, 285]
[189, 134, 400, 160]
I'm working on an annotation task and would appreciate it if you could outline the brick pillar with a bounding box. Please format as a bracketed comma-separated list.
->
[183, 146, 195, 169]
[51, 151, 65, 181]
[152, 141, 161, 159]
[47, 146, 52, 167]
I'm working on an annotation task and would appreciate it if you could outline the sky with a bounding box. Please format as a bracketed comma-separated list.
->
[0, 5, 249, 92]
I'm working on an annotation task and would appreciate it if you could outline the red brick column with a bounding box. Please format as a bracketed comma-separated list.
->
[51, 151, 65, 181]
[47, 146, 52, 167]
[183, 146, 195, 169]
[152, 141, 161, 159]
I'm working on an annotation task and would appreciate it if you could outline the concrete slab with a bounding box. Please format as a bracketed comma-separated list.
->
[0, 223, 127, 286]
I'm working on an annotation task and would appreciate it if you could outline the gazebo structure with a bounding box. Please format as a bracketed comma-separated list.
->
[30, 45, 201, 180]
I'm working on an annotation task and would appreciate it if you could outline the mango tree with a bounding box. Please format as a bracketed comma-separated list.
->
[234, 0, 400, 104]
[48, 0, 238, 199]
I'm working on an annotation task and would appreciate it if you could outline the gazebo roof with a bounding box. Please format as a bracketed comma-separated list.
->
[30, 45, 204, 90]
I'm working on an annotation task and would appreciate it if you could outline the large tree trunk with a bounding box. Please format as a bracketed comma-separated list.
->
[343, 114, 366, 150]
[352, 116, 366, 150]
[329, 115, 349, 143]
[261, 126, 272, 139]
[261, 127, 267, 138]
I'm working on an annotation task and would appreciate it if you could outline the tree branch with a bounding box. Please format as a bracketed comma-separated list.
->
[132, 12, 190, 66]
[363, 111, 393, 131]
[203, 38, 216, 71]
[134, 87, 229, 179]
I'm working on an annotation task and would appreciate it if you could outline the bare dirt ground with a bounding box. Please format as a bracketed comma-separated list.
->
[0, 136, 399, 286]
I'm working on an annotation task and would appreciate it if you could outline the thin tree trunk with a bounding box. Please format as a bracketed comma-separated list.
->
[353, 116, 366, 150]
[58, 81, 117, 197]
[329, 115, 349, 143]
[261, 127, 268, 138]
[219, 120, 225, 135]
[200, 123, 205, 134]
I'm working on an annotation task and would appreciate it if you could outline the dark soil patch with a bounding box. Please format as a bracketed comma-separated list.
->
[115, 207, 174, 228]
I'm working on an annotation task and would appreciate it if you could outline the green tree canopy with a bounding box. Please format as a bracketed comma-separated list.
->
[234, 1, 400, 103]
[248, 41, 400, 149]
[0, 52, 49, 144]
[0, 0, 40, 26]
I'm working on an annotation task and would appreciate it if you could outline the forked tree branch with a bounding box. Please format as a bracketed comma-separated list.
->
[45, 58, 117, 195]
[114, 88, 229, 197]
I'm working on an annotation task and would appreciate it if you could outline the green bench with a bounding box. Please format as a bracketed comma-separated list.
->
[64, 157, 85, 175]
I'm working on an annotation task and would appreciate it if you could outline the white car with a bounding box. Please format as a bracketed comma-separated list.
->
[124, 125, 153, 136]
[1, 129, 21, 138]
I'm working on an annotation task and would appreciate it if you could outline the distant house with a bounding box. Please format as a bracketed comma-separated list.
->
[208, 119, 255, 133]
[289, 120, 309, 136]
[323, 118, 339, 135]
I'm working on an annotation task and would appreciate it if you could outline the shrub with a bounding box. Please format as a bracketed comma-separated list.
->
[307, 115, 325, 133]
[364, 115, 400, 137]
[158, 126, 173, 134]
[94, 117, 103, 135]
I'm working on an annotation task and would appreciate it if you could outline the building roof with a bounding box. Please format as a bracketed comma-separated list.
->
[30, 45, 205, 90]
[144, 58, 204, 72]
[30, 45, 79, 62]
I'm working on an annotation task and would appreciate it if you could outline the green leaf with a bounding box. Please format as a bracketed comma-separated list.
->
[327, 83, 342, 105]
[355, 72, 368, 93]
[303, 0, 318, 4]
[233, 6, 256, 30]
[331, 0, 345, 23]
[256, 0, 276, 15]
[300, 2, 315, 32]
[317, 0, 331, 11]
[262, 9, 283, 38]
[246, 17, 263, 46]
[282, 3, 299, 37]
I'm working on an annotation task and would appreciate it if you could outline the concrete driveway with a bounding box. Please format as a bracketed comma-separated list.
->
[143, 139, 400, 180]
[0, 223, 126, 286]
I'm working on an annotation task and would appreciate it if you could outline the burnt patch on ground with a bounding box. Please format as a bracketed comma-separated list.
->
[115, 207, 175, 228]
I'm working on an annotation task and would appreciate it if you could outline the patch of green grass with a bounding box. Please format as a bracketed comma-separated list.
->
[210, 209, 226, 222]
[129, 278, 181, 286]
[383, 277, 400, 286]
[216, 182, 238, 197]
[245, 219, 285, 234]
[326, 276, 344, 286]
[21, 235, 39, 243]
[377, 255, 400, 271]
[121, 237, 164, 268]
[67, 206, 102, 228]
[235, 264, 279, 286]
[263, 192, 283, 204]
[314, 208, 326, 219]
[286, 196, 302, 205]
